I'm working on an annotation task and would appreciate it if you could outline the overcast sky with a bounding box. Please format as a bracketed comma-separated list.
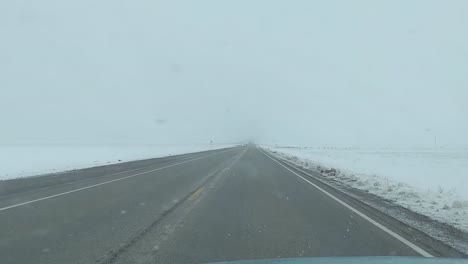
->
[1, 0, 467, 147]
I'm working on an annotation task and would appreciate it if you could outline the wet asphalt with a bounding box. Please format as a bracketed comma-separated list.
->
[0, 145, 453, 264]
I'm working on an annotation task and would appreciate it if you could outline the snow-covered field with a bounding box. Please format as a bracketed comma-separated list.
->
[262, 146, 468, 233]
[0, 144, 234, 180]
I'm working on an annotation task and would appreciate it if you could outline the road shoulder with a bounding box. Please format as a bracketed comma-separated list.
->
[260, 147, 467, 258]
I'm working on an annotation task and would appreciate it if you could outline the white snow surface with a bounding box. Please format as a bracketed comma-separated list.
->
[0, 144, 234, 180]
[262, 146, 468, 233]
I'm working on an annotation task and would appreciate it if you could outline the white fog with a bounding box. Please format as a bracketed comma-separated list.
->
[1, 1, 468, 260]
[1, 0, 467, 147]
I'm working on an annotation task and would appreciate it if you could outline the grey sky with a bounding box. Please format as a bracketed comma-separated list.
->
[1, 0, 467, 147]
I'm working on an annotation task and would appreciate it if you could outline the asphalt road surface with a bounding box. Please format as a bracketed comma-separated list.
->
[0, 145, 461, 264]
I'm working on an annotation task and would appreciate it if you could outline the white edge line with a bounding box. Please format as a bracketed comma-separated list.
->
[257, 147, 433, 258]
[0, 148, 235, 212]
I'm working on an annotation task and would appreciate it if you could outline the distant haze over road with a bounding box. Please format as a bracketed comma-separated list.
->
[1, 0, 467, 148]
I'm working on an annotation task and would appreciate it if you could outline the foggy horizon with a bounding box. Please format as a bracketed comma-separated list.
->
[2, 0, 468, 148]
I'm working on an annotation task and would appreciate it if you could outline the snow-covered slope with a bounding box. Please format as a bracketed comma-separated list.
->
[262, 146, 468, 234]
[0, 144, 234, 180]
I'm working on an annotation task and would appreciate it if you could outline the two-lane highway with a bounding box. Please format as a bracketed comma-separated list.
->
[114, 146, 429, 264]
[0, 145, 454, 264]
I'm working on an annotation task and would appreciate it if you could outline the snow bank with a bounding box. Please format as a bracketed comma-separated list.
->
[262, 146, 468, 233]
[0, 144, 234, 180]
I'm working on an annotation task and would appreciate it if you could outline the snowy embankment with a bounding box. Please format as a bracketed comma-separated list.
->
[262, 146, 468, 234]
[0, 144, 234, 180]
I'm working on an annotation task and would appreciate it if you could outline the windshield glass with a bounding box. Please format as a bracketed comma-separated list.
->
[1, 1, 467, 263]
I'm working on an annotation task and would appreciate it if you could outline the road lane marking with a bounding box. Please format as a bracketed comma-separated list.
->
[0, 148, 237, 212]
[189, 187, 205, 201]
[7, 165, 154, 196]
[258, 147, 434, 258]
[19, 151, 236, 196]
